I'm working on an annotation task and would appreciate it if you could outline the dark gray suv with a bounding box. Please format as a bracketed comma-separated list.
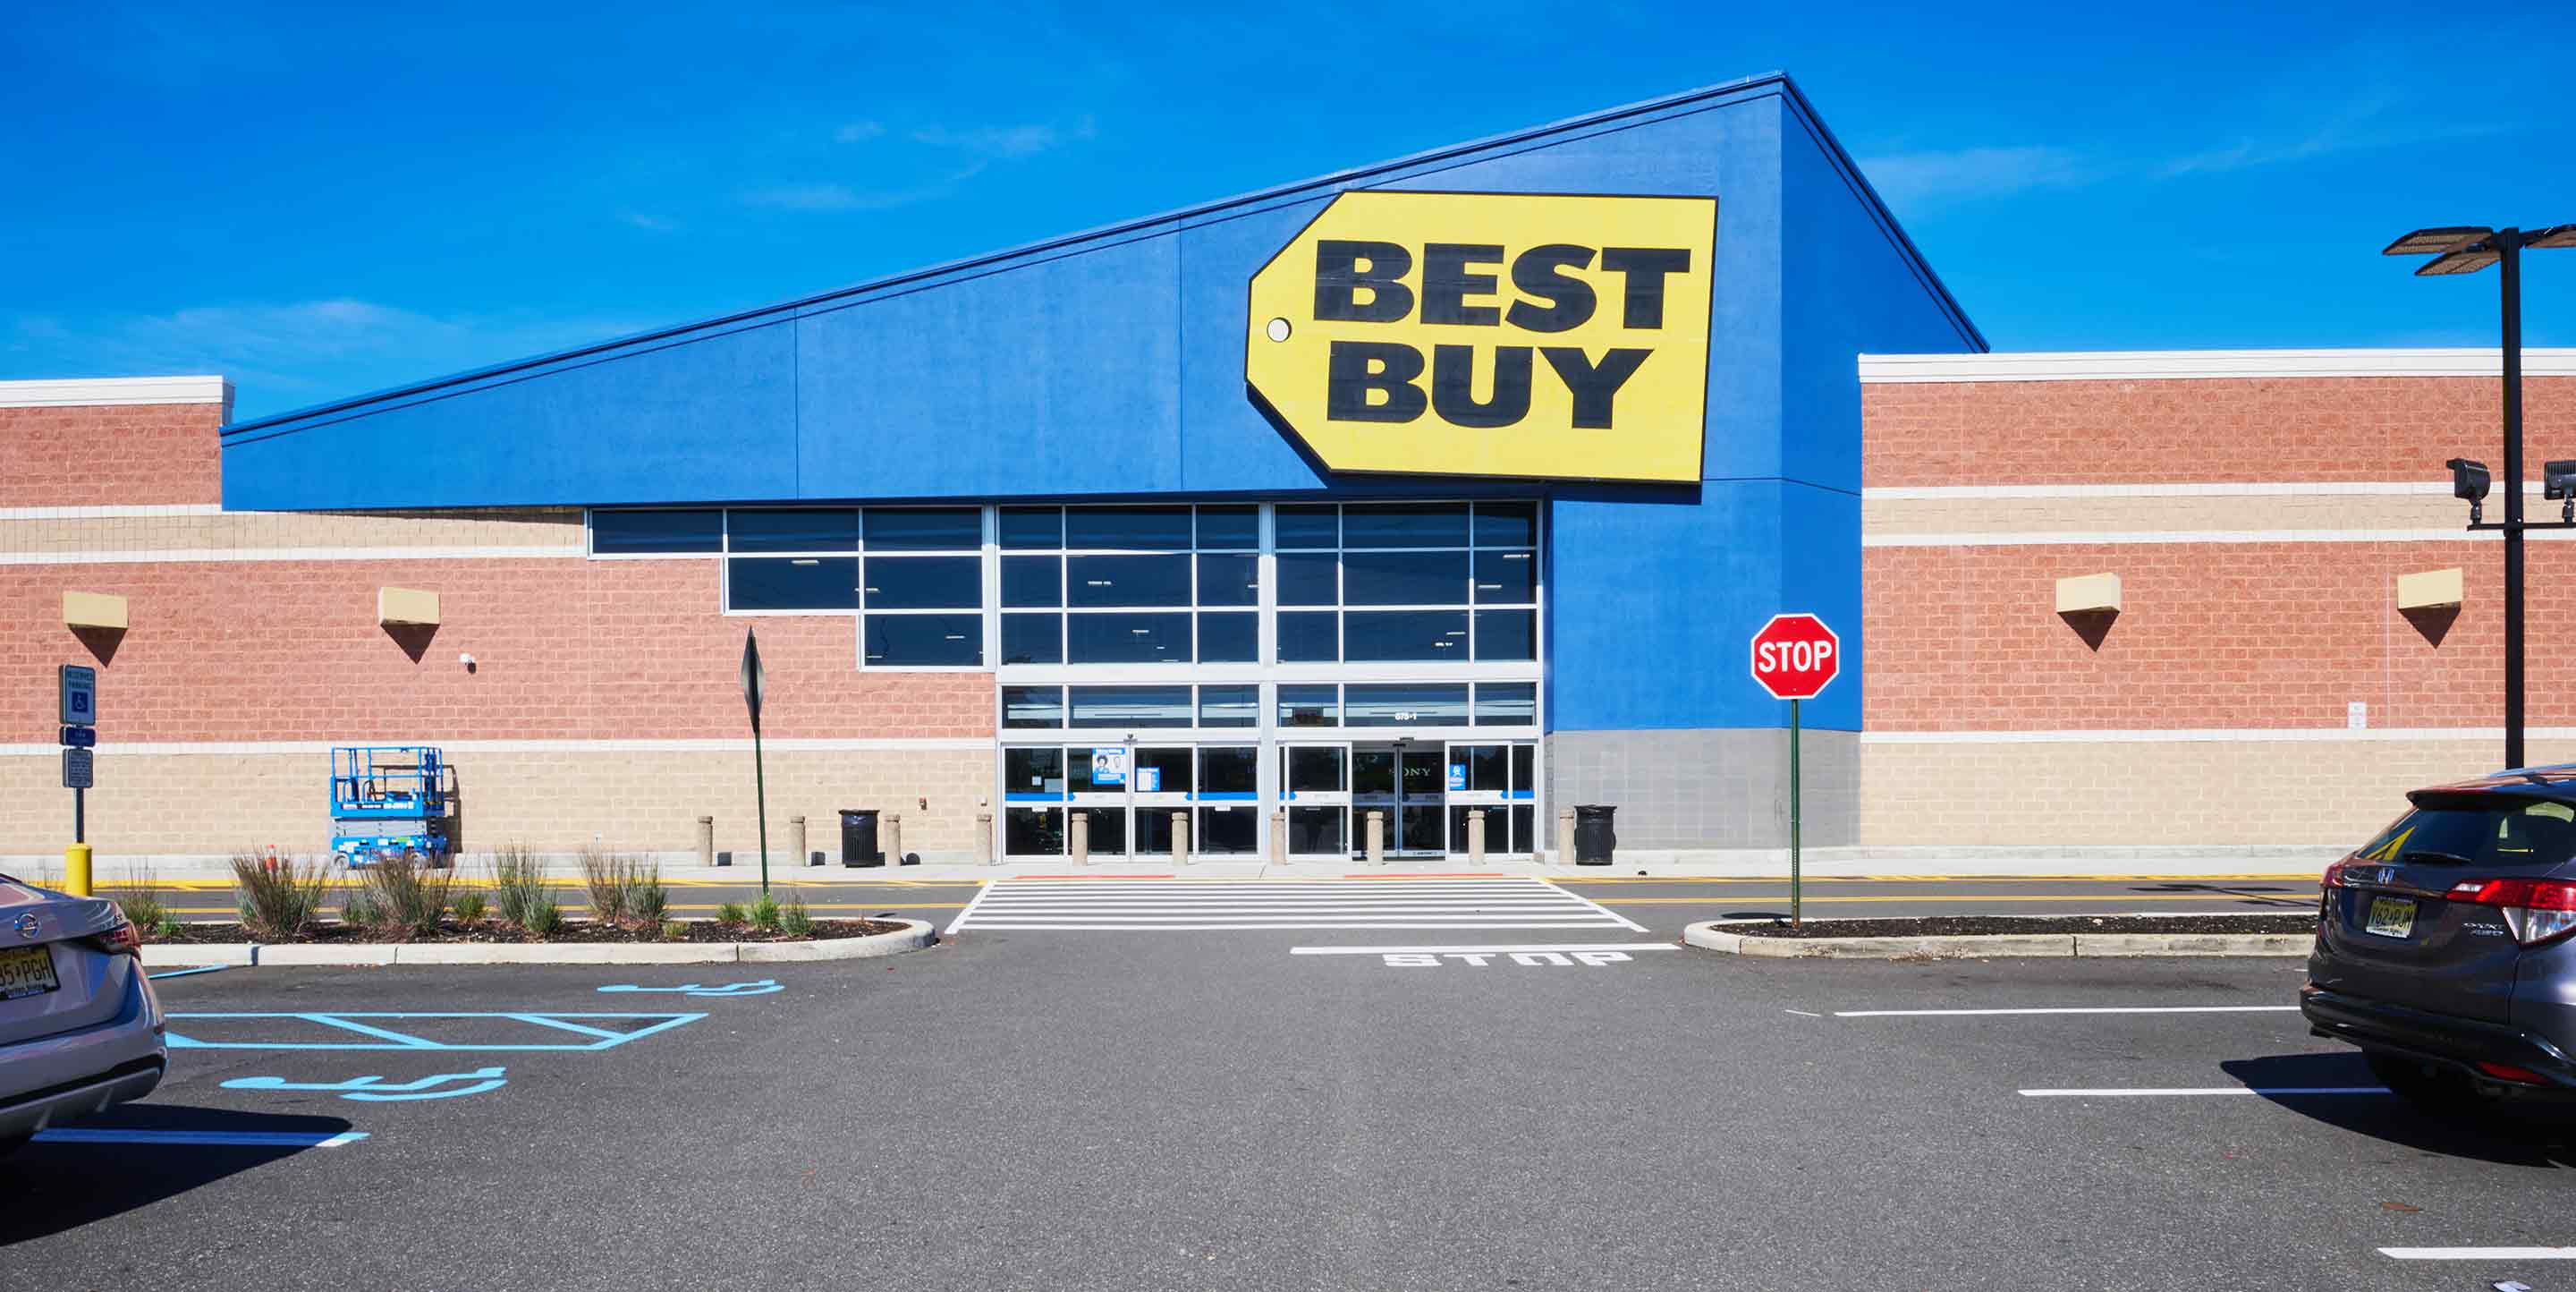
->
[2303, 769, 2576, 1115]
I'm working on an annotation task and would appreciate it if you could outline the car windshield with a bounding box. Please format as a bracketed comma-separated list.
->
[2353, 799, 2576, 868]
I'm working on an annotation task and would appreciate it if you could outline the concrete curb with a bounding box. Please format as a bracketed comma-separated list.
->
[1682, 919, 2311, 959]
[141, 919, 938, 967]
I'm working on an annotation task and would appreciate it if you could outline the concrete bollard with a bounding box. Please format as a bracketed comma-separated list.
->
[1070, 811, 1089, 865]
[1270, 811, 1287, 863]
[1468, 808, 1487, 863]
[1365, 810, 1385, 865]
[1171, 811, 1190, 865]
[885, 812, 904, 866]
[1555, 807, 1576, 867]
[696, 816, 714, 868]
[975, 812, 994, 865]
[788, 815, 808, 867]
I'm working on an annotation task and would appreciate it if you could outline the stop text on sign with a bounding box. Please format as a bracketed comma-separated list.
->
[1247, 191, 1717, 483]
[1749, 612, 1843, 701]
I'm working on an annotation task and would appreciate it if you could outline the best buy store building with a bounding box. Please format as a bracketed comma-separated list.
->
[21, 72, 2556, 867]
[11, 73, 2024, 865]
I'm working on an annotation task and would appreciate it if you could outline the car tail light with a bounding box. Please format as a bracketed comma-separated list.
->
[2448, 877, 2576, 947]
[2319, 860, 2348, 919]
[2323, 860, 2350, 888]
[2475, 1060, 2552, 1085]
[82, 914, 143, 958]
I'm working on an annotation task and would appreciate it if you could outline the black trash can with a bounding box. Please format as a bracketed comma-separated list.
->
[1573, 804, 1617, 865]
[839, 809, 884, 868]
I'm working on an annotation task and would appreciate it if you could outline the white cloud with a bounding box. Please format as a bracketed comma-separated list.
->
[746, 114, 1098, 214]
[2, 299, 645, 412]
[1856, 145, 2096, 211]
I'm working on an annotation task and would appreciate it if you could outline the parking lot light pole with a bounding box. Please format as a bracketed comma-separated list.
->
[2386, 223, 2576, 769]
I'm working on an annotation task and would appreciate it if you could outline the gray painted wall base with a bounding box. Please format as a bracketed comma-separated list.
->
[1547, 727, 1860, 850]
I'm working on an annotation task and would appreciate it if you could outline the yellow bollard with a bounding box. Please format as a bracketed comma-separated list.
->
[65, 843, 93, 897]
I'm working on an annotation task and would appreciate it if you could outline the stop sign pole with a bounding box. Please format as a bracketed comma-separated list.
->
[741, 628, 771, 895]
[1750, 615, 1842, 930]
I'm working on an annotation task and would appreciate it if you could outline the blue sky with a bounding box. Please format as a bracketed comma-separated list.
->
[4, 1, 2571, 420]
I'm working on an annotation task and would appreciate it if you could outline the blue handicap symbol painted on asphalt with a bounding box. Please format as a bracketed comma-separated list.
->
[595, 980, 783, 998]
[165, 1012, 705, 1051]
[223, 1067, 511, 1101]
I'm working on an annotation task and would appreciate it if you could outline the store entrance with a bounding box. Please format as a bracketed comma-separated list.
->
[1352, 741, 1447, 857]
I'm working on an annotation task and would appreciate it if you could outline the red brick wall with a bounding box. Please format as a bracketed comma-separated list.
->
[0, 404, 224, 507]
[1865, 541, 2571, 731]
[1, 557, 994, 743]
[1865, 376, 2576, 487]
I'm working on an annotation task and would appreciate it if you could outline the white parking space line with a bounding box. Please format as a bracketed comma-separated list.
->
[2019, 1086, 2388, 1098]
[2381, 1247, 2576, 1261]
[952, 878, 1640, 932]
[1290, 943, 1679, 955]
[32, 1128, 371, 1148]
[1835, 1006, 2302, 1018]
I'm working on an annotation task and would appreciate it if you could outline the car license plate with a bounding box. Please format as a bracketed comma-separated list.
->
[0, 945, 60, 1000]
[2365, 896, 2417, 939]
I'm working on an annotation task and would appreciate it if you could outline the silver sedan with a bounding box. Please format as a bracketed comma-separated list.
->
[0, 875, 165, 1154]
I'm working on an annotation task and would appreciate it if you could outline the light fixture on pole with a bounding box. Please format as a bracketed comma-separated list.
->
[2388, 223, 2576, 770]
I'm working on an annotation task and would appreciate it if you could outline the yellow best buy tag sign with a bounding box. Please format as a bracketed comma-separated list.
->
[1246, 190, 1716, 483]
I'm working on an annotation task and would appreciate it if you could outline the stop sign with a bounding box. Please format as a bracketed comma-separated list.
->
[1750, 613, 1841, 701]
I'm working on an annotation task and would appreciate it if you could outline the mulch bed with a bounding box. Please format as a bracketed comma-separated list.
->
[144, 917, 909, 945]
[1724, 914, 2317, 939]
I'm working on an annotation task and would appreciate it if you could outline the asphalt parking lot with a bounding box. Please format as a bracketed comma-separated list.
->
[10, 901, 2570, 1290]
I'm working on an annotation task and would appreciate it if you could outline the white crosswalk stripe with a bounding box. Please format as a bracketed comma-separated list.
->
[946, 878, 1645, 933]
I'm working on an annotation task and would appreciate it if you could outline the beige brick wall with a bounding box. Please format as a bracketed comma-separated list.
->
[0, 744, 996, 866]
[1858, 735, 2576, 848]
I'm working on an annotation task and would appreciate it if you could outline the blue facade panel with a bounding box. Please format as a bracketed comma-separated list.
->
[793, 230, 1187, 499]
[216, 73, 1977, 738]
[224, 319, 800, 511]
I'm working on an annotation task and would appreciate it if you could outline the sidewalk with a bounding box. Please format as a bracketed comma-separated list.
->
[30, 844, 2343, 884]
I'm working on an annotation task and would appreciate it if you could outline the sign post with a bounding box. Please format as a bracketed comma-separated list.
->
[58, 665, 98, 897]
[740, 630, 771, 896]
[1749, 615, 1842, 930]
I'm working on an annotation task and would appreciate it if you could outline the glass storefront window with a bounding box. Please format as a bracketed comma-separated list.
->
[1199, 805, 1258, 854]
[1199, 685, 1258, 727]
[1005, 807, 1063, 855]
[1345, 609, 1469, 661]
[865, 507, 981, 551]
[1473, 501, 1538, 548]
[1197, 613, 1256, 662]
[863, 556, 980, 609]
[1199, 746, 1258, 797]
[1274, 505, 1338, 548]
[999, 506, 1063, 549]
[1278, 684, 1338, 727]
[1275, 552, 1338, 605]
[1344, 684, 1470, 727]
[1004, 746, 1067, 796]
[1002, 686, 1063, 728]
[1001, 556, 1061, 608]
[1286, 745, 1345, 793]
[1474, 683, 1537, 726]
[1067, 554, 1191, 607]
[1196, 506, 1258, 550]
[1342, 550, 1468, 605]
[1134, 747, 1194, 795]
[863, 613, 979, 667]
[728, 557, 857, 611]
[1289, 806, 1345, 854]
[1068, 612, 1191, 663]
[1196, 554, 1258, 607]
[1473, 609, 1537, 661]
[1473, 549, 1537, 603]
[1276, 612, 1338, 662]
[592, 509, 722, 555]
[1000, 614, 1062, 664]
[1343, 502, 1468, 548]
[728, 508, 858, 552]
[1070, 685, 1194, 728]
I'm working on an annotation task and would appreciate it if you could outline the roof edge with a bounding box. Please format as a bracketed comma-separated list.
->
[3, 375, 232, 410]
[225, 72, 1804, 437]
[1861, 348, 2576, 383]
[1772, 78, 1985, 353]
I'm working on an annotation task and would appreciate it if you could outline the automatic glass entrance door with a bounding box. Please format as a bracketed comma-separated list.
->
[1351, 741, 1447, 857]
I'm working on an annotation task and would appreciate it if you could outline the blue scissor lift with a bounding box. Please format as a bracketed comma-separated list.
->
[329, 745, 453, 867]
